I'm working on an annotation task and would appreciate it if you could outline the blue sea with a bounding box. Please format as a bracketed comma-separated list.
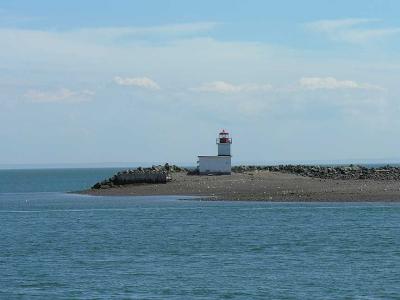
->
[1, 169, 400, 299]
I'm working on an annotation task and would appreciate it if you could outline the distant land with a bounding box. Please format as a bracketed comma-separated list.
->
[1, 158, 400, 170]
[0, 162, 193, 170]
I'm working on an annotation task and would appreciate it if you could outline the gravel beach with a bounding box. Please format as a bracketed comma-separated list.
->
[81, 170, 400, 201]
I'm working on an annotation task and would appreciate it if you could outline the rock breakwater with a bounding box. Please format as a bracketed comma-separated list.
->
[232, 165, 400, 180]
[92, 164, 187, 189]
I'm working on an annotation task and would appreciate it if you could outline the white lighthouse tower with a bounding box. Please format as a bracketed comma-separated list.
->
[198, 130, 232, 175]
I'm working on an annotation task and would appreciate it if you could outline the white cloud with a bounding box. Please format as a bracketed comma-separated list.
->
[340, 28, 400, 44]
[299, 77, 384, 91]
[114, 76, 160, 90]
[0, 23, 393, 121]
[73, 22, 218, 40]
[24, 88, 94, 103]
[192, 81, 272, 93]
[0, 22, 218, 48]
[46, 22, 219, 47]
[306, 18, 375, 32]
[305, 18, 400, 43]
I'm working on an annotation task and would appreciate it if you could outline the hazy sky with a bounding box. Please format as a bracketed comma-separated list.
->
[1, 0, 400, 166]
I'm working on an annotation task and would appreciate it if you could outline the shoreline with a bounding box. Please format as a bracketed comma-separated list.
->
[77, 193, 400, 204]
[79, 170, 400, 202]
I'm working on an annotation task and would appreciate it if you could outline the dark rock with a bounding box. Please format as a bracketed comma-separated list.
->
[90, 163, 188, 190]
[187, 168, 200, 175]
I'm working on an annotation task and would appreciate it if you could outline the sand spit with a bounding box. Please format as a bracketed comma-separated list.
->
[80, 167, 400, 202]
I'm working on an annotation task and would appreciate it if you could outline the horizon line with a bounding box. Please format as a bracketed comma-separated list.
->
[1, 158, 400, 170]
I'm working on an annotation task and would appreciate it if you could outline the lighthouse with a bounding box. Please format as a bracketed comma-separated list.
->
[217, 130, 232, 156]
[198, 130, 232, 175]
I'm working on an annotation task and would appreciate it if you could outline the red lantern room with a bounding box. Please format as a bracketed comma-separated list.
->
[217, 130, 232, 144]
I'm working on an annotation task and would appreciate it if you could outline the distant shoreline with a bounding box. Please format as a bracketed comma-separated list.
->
[79, 168, 400, 202]
[2, 161, 400, 170]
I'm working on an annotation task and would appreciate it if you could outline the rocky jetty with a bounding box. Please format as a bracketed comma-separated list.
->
[92, 164, 187, 190]
[232, 164, 400, 180]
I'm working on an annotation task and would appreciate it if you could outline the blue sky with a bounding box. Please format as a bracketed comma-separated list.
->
[1, 0, 400, 166]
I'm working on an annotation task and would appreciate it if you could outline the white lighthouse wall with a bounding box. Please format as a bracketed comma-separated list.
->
[198, 156, 231, 175]
[217, 143, 231, 156]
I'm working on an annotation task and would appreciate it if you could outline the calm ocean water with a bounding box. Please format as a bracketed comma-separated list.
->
[1, 169, 400, 299]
